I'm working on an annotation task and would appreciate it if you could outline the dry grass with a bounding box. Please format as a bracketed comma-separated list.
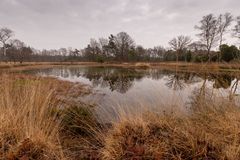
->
[0, 74, 99, 159]
[100, 99, 240, 159]
[0, 73, 240, 159]
[0, 74, 90, 160]
[0, 74, 103, 160]
[0, 74, 67, 159]
[135, 63, 151, 68]
[1, 61, 240, 73]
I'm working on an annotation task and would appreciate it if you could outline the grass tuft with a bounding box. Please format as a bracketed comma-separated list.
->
[101, 103, 240, 159]
[0, 74, 64, 159]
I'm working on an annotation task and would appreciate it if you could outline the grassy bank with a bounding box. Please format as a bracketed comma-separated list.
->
[1, 61, 240, 73]
[0, 74, 92, 159]
[102, 104, 240, 159]
[0, 74, 240, 159]
[0, 74, 64, 159]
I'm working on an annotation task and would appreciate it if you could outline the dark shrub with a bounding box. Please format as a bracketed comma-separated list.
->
[220, 44, 239, 62]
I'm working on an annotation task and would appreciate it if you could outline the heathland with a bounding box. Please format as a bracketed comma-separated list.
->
[0, 62, 239, 159]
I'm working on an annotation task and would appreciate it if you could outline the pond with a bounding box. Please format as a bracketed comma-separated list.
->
[24, 66, 240, 121]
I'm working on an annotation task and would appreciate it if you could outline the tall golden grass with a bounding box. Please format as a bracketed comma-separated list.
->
[0, 74, 65, 159]
[0, 73, 240, 159]
[100, 95, 240, 159]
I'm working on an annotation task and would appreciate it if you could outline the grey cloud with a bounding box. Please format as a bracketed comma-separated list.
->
[0, 0, 239, 49]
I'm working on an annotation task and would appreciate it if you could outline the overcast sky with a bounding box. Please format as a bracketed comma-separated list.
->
[0, 0, 239, 50]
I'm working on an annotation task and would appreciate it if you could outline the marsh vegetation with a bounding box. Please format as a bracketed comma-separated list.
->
[0, 64, 239, 159]
[0, 5, 240, 159]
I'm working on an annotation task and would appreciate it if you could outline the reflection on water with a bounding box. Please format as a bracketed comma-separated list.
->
[24, 66, 240, 120]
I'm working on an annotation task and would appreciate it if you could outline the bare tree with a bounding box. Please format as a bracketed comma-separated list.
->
[12, 39, 25, 49]
[218, 13, 233, 46]
[90, 38, 101, 55]
[99, 38, 109, 56]
[195, 14, 220, 61]
[0, 27, 14, 57]
[151, 46, 166, 60]
[99, 38, 108, 49]
[217, 13, 233, 61]
[169, 35, 191, 62]
[189, 41, 207, 52]
[7, 39, 25, 63]
[233, 16, 240, 41]
[112, 32, 135, 61]
[11, 39, 25, 63]
[59, 48, 68, 57]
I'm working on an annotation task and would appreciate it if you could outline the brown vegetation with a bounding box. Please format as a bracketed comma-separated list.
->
[0, 74, 92, 159]
[0, 74, 64, 159]
[1, 61, 240, 73]
[0, 73, 240, 159]
[101, 102, 240, 159]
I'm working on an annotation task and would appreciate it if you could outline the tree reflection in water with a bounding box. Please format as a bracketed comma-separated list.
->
[213, 74, 233, 89]
[82, 67, 145, 93]
[165, 73, 186, 90]
[164, 70, 199, 91]
[25, 66, 239, 95]
[188, 72, 240, 110]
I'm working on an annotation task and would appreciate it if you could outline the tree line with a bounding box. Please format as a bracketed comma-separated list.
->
[0, 13, 239, 63]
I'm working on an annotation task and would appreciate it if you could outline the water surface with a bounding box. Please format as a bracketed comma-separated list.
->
[25, 66, 240, 120]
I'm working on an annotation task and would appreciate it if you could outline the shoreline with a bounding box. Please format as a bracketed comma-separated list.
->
[0, 61, 240, 71]
[0, 62, 240, 75]
[1, 64, 240, 159]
